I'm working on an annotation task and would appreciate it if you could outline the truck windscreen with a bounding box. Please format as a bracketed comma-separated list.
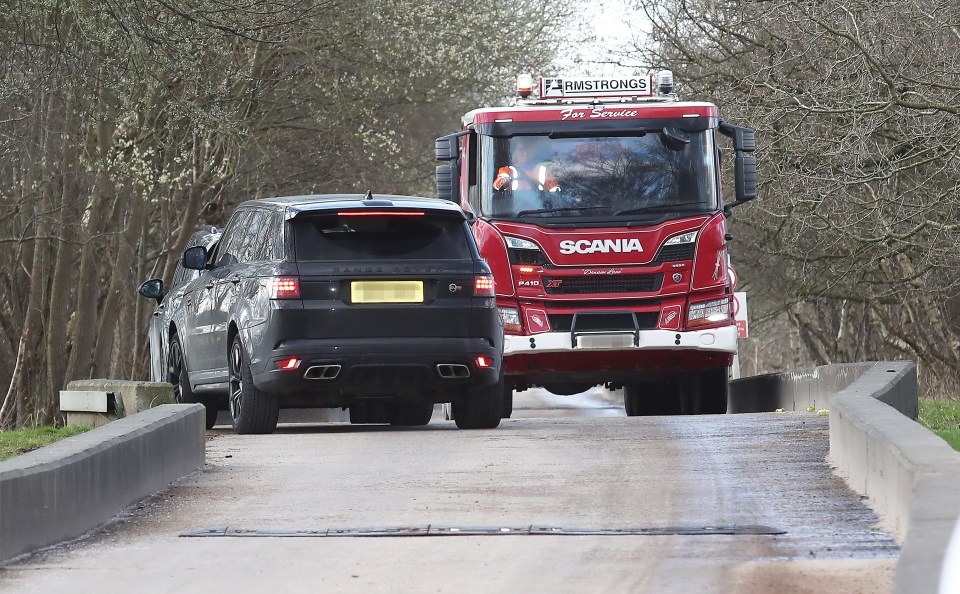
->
[479, 131, 717, 222]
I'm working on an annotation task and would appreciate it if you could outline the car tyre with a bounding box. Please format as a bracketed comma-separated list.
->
[453, 378, 504, 429]
[228, 336, 279, 434]
[168, 335, 218, 430]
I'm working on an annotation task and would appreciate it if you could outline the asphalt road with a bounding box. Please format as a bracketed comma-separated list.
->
[0, 389, 898, 593]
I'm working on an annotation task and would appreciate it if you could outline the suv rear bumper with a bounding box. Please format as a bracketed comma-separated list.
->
[250, 337, 500, 399]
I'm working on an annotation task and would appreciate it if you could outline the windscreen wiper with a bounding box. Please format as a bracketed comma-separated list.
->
[516, 206, 611, 218]
[614, 202, 704, 216]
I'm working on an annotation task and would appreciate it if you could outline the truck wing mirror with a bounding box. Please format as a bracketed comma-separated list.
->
[718, 122, 756, 153]
[435, 135, 459, 161]
[437, 164, 457, 202]
[734, 153, 757, 203]
[718, 121, 758, 208]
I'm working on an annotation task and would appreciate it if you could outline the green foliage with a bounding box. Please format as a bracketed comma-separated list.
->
[918, 398, 960, 452]
[0, 426, 92, 461]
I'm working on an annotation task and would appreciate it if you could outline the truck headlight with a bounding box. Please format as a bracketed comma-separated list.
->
[687, 297, 732, 328]
[497, 306, 522, 333]
[664, 231, 697, 245]
[505, 236, 539, 250]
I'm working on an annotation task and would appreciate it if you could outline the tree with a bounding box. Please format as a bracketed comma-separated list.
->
[622, 0, 960, 392]
[0, 0, 577, 427]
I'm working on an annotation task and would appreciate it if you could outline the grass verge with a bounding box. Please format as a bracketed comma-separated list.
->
[0, 426, 92, 462]
[918, 398, 960, 452]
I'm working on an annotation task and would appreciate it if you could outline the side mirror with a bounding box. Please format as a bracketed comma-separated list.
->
[435, 135, 459, 161]
[437, 164, 457, 202]
[182, 245, 209, 270]
[734, 153, 757, 203]
[718, 122, 756, 152]
[718, 121, 758, 209]
[138, 278, 164, 303]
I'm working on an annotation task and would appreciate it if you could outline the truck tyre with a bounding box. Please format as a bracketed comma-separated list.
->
[168, 335, 218, 430]
[624, 380, 680, 416]
[453, 379, 504, 429]
[696, 367, 729, 414]
[388, 402, 434, 426]
[350, 402, 390, 424]
[501, 381, 514, 419]
[228, 336, 279, 434]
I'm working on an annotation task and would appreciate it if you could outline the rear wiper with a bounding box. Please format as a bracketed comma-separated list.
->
[516, 206, 611, 218]
[614, 202, 703, 216]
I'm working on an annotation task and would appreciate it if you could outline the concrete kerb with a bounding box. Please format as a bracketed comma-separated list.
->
[730, 361, 960, 594]
[0, 404, 205, 564]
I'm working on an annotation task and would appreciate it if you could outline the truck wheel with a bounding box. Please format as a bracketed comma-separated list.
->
[501, 381, 514, 419]
[168, 335, 218, 430]
[696, 367, 729, 414]
[624, 380, 680, 416]
[388, 402, 434, 426]
[228, 336, 279, 434]
[453, 380, 504, 429]
[349, 402, 390, 424]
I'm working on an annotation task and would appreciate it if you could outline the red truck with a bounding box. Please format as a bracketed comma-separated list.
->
[435, 72, 757, 417]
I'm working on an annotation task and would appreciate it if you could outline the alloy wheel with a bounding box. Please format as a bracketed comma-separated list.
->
[228, 340, 244, 421]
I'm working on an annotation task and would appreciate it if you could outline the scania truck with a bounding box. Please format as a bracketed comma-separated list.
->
[436, 72, 757, 416]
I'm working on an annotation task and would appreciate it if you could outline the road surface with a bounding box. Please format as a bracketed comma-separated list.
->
[0, 388, 898, 593]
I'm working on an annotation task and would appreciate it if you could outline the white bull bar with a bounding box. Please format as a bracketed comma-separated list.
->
[503, 325, 739, 356]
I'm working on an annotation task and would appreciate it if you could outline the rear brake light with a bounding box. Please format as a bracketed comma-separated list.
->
[336, 211, 424, 216]
[474, 276, 495, 296]
[276, 358, 301, 371]
[475, 355, 492, 368]
[269, 277, 301, 299]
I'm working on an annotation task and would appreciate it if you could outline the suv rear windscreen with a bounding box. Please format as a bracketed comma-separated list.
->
[293, 213, 472, 261]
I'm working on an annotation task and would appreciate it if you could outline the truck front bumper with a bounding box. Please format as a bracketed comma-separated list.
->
[503, 325, 738, 356]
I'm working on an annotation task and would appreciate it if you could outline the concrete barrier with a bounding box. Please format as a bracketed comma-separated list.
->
[0, 404, 205, 563]
[63, 379, 176, 427]
[731, 361, 960, 594]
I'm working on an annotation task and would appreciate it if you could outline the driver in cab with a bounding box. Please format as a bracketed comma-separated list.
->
[492, 139, 561, 194]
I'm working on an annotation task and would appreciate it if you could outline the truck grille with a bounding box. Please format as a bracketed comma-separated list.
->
[542, 274, 662, 295]
[508, 248, 552, 267]
[548, 312, 660, 332]
[652, 243, 696, 263]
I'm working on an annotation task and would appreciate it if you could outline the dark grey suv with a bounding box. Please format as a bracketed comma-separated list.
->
[139, 226, 223, 429]
[140, 194, 505, 434]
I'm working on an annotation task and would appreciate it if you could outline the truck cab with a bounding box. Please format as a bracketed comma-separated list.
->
[436, 72, 757, 416]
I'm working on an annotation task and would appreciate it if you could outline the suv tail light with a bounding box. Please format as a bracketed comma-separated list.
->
[474, 276, 495, 296]
[269, 277, 301, 299]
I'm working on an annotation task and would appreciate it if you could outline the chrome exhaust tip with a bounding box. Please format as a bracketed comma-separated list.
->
[436, 363, 471, 379]
[303, 364, 341, 380]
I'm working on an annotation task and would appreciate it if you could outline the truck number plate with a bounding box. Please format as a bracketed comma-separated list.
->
[351, 281, 424, 304]
[575, 334, 635, 349]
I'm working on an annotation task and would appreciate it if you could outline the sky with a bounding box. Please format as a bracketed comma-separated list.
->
[574, 0, 648, 76]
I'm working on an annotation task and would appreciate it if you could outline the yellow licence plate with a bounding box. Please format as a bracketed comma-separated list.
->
[351, 280, 424, 304]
